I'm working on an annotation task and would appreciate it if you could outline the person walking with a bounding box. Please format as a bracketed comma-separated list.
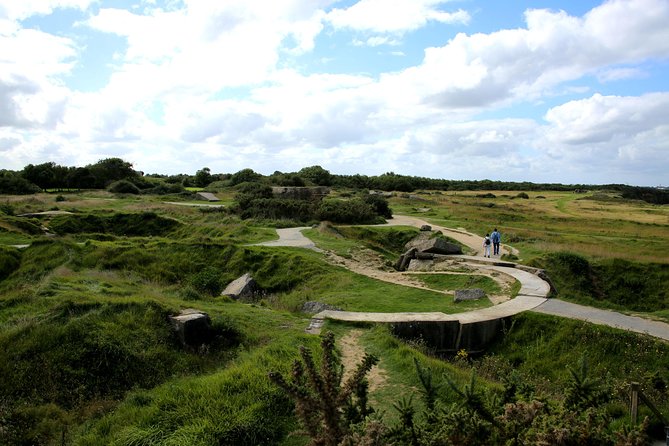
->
[491, 228, 501, 256]
[483, 233, 491, 258]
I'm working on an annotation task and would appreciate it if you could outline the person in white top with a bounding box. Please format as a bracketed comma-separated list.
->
[483, 233, 491, 258]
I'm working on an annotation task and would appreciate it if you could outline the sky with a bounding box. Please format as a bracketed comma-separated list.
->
[1, 0, 668, 186]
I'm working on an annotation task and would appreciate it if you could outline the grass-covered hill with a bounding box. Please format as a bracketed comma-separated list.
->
[0, 187, 667, 445]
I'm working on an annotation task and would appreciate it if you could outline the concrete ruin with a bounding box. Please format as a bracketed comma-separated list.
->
[221, 273, 259, 299]
[196, 192, 221, 202]
[169, 309, 213, 347]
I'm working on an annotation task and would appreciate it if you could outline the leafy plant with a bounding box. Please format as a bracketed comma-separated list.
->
[268, 331, 378, 446]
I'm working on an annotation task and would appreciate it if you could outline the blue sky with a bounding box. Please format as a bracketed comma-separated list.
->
[1, 0, 668, 186]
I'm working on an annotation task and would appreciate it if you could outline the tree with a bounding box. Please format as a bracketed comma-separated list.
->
[299, 166, 333, 186]
[194, 167, 213, 188]
[87, 158, 137, 188]
[22, 163, 56, 191]
[230, 168, 262, 186]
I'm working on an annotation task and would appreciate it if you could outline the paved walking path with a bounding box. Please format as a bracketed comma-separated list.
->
[253, 227, 322, 251]
[256, 216, 669, 342]
[533, 299, 669, 341]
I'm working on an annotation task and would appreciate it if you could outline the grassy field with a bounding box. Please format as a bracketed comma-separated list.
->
[391, 190, 669, 263]
[0, 188, 667, 444]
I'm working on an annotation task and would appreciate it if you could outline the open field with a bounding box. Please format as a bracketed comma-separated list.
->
[390, 190, 669, 263]
[1, 187, 668, 444]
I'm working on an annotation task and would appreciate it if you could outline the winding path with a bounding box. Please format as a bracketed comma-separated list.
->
[257, 215, 669, 342]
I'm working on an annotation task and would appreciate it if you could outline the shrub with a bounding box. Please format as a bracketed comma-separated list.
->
[317, 198, 382, 224]
[363, 194, 393, 219]
[189, 267, 223, 296]
[515, 192, 529, 199]
[107, 179, 140, 194]
[0, 176, 40, 195]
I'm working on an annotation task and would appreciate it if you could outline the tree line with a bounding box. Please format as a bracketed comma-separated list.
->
[1, 159, 667, 204]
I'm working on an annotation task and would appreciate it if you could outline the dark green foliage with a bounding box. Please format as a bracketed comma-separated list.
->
[565, 355, 611, 410]
[363, 194, 393, 219]
[230, 168, 263, 185]
[0, 174, 40, 194]
[269, 331, 378, 446]
[139, 181, 187, 195]
[0, 246, 21, 280]
[87, 157, 138, 188]
[317, 198, 384, 224]
[107, 179, 140, 194]
[299, 165, 334, 186]
[49, 212, 180, 237]
[241, 197, 317, 222]
[270, 172, 306, 187]
[0, 201, 15, 215]
[383, 358, 650, 446]
[194, 167, 213, 187]
[515, 192, 529, 199]
[189, 266, 223, 295]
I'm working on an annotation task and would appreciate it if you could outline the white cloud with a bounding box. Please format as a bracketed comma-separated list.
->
[382, 0, 669, 110]
[0, 0, 93, 22]
[327, 0, 469, 33]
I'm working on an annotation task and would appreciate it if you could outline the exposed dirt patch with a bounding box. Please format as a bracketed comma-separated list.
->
[339, 329, 387, 392]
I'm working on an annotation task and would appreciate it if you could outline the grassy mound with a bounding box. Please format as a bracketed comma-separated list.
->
[49, 212, 180, 237]
[529, 251, 669, 312]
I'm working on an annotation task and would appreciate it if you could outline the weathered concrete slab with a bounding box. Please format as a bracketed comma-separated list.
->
[454, 289, 485, 302]
[221, 273, 258, 299]
[169, 309, 212, 347]
[196, 192, 220, 201]
[406, 237, 462, 255]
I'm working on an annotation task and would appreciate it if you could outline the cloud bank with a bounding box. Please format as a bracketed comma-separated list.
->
[0, 0, 668, 186]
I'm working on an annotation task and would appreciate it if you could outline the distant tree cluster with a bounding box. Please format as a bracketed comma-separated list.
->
[2, 159, 666, 204]
[232, 181, 391, 224]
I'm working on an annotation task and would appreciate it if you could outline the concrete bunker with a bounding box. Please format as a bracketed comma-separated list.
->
[390, 317, 511, 355]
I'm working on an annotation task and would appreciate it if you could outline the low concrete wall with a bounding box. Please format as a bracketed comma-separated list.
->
[390, 317, 511, 354]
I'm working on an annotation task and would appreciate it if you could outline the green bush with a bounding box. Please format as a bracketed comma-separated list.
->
[189, 266, 224, 295]
[107, 179, 140, 194]
[317, 198, 383, 224]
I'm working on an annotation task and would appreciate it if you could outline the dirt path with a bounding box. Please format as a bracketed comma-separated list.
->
[339, 330, 387, 392]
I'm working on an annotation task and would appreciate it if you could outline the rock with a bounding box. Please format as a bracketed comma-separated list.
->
[395, 247, 417, 271]
[415, 251, 434, 260]
[420, 224, 432, 231]
[406, 237, 462, 255]
[221, 273, 258, 299]
[302, 301, 342, 314]
[454, 289, 485, 302]
[169, 309, 212, 347]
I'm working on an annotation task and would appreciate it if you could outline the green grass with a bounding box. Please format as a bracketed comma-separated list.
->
[407, 273, 501, 295]
[278, 267, 492, 313]
[1, 189, 668, 444]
